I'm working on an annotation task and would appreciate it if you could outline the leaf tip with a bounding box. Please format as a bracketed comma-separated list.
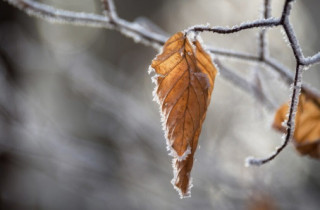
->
[171, 180, 192, 199]
[171, 159, 193, 199]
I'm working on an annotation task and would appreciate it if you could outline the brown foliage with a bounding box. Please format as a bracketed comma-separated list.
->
[150, 32, 217, 197]
[273, 94, 320, 158]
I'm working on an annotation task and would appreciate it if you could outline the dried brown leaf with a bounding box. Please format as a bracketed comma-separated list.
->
[273, 94, 320, 158]
[150, 32, 218, 197]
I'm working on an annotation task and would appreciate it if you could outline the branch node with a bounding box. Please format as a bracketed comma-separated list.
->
[101, 0, 118, 22]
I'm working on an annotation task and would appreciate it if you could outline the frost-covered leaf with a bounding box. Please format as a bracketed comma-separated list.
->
[150, 32, 218, 197]
[273, 94, 320, 158]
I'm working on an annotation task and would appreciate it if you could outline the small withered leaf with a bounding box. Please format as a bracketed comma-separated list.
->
[273, 94, 320, 158]
[150, 32, 218, 198]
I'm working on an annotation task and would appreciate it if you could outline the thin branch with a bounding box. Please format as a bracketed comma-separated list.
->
[208, 48, 260, 62]
[279, 0, 320, 67]
[258, 0, 271, 59]
[246, 0, 306, 166]
[264, 57, 294, 85]
[188, 18, 281, 34]
[263, 0, 272, 19]
[207, 48, 294, 87]
[281, 0, 295, 23]
[263, 58, 320, 101]
[247, 64, 303, 166]
[100, 0, 117, 20]
[6, 0, 112, 26]
[215, 60, 276, 110]
[208, 48, 320, 102]
[302, 53, 320, 66]
[207, 48, 291, 85]
[280, 0, 306, 65]
[5, 0, 167, 47]
[100, 0, 110, 17]
[282, 19, 304, 63]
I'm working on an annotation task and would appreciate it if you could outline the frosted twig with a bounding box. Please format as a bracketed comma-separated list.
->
[303, 53, 320, 66]
[247, 64, 303, 166]
[246, 0, 308, 166]
[264, 58, 320, 100]
[4, 0, 167, 47]
[280, 0, 295, 22]
[278, 0, 320, 66]
[191, 0, 319, 69]
[215, 60, 276, 110]
[208, 48, 260, 62]
[100, 0, 117, 20]
[189, 0, 320, 108]
[258, 0, 271, 59]
[188, 18, 281, 34]
[208, 48, 320, 101]
[282, 18, 304, 63]
[5, 0, 113, 26]
[263, 0, 272, 21]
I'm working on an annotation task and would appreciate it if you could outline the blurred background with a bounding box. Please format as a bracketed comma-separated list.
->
[0, 0, 320, 209]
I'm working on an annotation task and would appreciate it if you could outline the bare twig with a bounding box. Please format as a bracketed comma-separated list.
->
[303, 53, 320, 66]
[188, 18, 281, 34]
[282, 12, 304, 63]
[208, 48, 320, 101]
[246, 0, 312, 166]
[247, 64, 303, 166]
[4, 0, 166, 47]
[189, 0, 320, 70]
[100, 0, 117, 21]
[208, 48, 260, 62]
[258, 0, 271, 60]
[281, 0, 294, 22]
[215, 60, 276, 110]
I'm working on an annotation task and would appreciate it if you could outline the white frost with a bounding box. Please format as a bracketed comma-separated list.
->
[169, 145, 192, 161]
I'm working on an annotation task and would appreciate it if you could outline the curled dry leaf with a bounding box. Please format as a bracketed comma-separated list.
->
[273, 94, 320, 158]
[149, 32, 218, 198]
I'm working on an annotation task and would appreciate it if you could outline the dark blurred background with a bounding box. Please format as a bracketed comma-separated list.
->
[0, 0, 320, 210]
